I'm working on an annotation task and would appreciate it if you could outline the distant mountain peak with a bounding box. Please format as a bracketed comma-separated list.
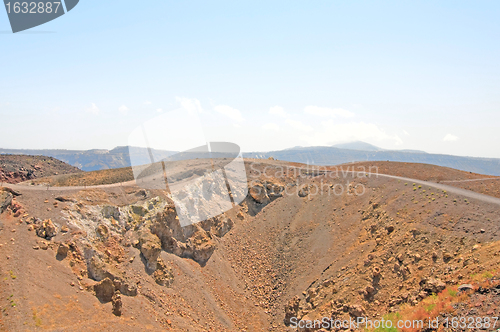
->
[332, 141, 384, 151]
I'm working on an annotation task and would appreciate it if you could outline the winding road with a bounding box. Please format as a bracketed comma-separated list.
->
[2, 165, 500, 206]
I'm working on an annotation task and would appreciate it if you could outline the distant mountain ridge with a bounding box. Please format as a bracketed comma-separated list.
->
[1, 142, 499, 176]
[245, 145, 500, 176]
[333, 141, 427, 154]
[0, 146, 177, 172]
[332, 141, 384, 151]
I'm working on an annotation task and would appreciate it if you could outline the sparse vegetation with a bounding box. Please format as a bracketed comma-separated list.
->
[30, 167, 134, 187]
[373, 270, 500, 332]
[32, 308, 42, 327]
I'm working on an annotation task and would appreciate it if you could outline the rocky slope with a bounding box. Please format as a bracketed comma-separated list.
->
[1, 160, 499, 331]
[0, 155, 82, 184]
[0, 146, 176, 172]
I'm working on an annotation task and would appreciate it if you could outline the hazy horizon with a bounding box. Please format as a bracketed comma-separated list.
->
[1, 140, 499, 161]
[2, 1, 500, 158]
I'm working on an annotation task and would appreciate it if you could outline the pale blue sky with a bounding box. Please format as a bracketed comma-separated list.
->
[1, 1, 500, 158]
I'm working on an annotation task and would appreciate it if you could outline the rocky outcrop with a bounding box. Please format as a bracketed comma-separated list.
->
[0, 191, 12, 214]
[1, 187, 21, 196]
[136, 231, 162, 272]
[112, 291, 122, 316]
[94, 277, 115, 303]
[284, 295, 300, 325]
[151, 207, 185, 245]
[420, 277, 446, 294]
[153, 258, 174, 286]
[35, 219, 58, 240]
[84, 250, 136, 298]
[0, 169, 34, 184]
[245, 181, 285, 216]
[86, 254, 115, 281]
[187, 230, 216, 263]
[55, 196, 77, 203]
[94, 276, 136, 308]
[458, 284, 474, 292]
[348, 304, 366, 318]
[56, 243, 70, 260]
[152, 206, 216, 264]
[249, 183, 270, 204]
[200, 215, 234, 237]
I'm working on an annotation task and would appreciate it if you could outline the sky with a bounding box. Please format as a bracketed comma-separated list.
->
[1, 1, 500, 158]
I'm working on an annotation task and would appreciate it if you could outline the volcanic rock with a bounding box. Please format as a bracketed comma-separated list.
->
[0, 191, 12, 214]
[94, 277, 115, 303]
[137, 231, 162, 272]
[36, 219, 58, 240]
[284, 295, 300, 325]
[56, 243, 70, 259]
[112, 291, 122, 316]
[420, 277, 446, 294]
[249, 183, 271, 204]
[153, 258, 174, 286]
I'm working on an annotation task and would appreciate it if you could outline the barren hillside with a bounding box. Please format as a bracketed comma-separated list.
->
[1, 160, 499, 331]
[0, 155, 82, 184]
[349, 161, 500, 199]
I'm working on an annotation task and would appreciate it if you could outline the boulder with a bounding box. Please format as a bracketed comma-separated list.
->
[102, 206, 121, 220]
[55, 196, 76, 203]
[94, 278, 115, 303]
[152, 206, 216, 264]
[112, 291, 122, 316]
[211, 215, 234, 237]
[249, 184, 270, 204]
[0, 187, 21, 196]
[36, 219, 58, 240]
[56, 243, 70, 260]
[298, 187, 309, 198]
[86, 255, 116, 281]
[112, 278, 138, 297]
[348, 304, 366, 318]
[284, 295, 301, 325]
[0, 191, 12, 214]
[153, 258, 174, 286]
[420, 277, 446, 294]
[137, 231, 162, 272]
[189, 230, 216, 264]
[458, 284, 474, 292]
[38, 240, 49, 250]
[96, 224, 110, 239]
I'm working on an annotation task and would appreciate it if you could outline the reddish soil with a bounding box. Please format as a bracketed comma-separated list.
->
[0, 155, 82, 184]
[1, 160, 499, 331]
[347, 161, 500, 199]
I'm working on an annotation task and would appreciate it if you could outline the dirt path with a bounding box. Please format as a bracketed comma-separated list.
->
[3, 168, 500, 206]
